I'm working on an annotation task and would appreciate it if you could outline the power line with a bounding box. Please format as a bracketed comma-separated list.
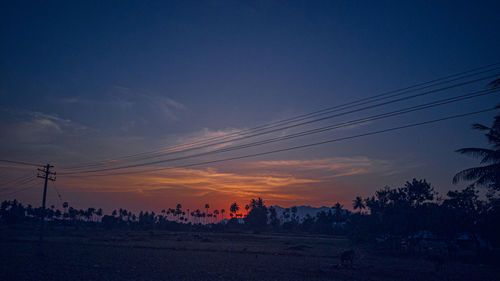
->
[64, 73, 500, 172]
[0, 174, 35, 189]
[63, 63, 500, 170]
[0, 159, 43, 167]
[66, 70, 499, 170]
[61, 87, 499, 175]
[0, 178, 37, 196]
[66, 107, 497, 177]
[127, 81, 497, 162]
[0, 185, 38, 198]
[0, 176, 37, 192]
[154, 88, 498, 164]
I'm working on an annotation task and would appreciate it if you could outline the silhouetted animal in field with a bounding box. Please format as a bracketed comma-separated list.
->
[340, 250, 355, 268]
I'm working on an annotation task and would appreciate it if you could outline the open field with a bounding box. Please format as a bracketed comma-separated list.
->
[1, 227, 499, 281]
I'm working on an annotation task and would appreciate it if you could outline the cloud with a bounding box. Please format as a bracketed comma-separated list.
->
[56, 155, 383, 210]
[58, 166, 319, 211]
[167, 127, 245, 153]
[0, 109, 89, 144]
[0, 108, 107, 167]
[58, 86, 186, 124]
[61, 166, 317, 193]
[112, 86, 186, 121]
[241, 157, 374, 177]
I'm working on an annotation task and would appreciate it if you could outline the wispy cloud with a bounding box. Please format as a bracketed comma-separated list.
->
[241, 157, 375, 178]
[56, 156, 384, 210]
[57, 86, 186, 129]
[168, 127, 245, 153]
[0, 109, 89, 144]
[114, 86, 186, 121]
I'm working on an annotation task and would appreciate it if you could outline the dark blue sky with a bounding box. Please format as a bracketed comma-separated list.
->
[1, 1, 500, 211]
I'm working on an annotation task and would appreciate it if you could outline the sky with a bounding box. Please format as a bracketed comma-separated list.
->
[1, 0, 500, 214]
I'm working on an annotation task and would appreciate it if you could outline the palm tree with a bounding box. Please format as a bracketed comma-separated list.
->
[167, 208, 174, 220]
[96, 208, 103, 221]
[204, 203, 210, 224]
[176, 204, 182, 223]
[26, 204, 33, 217]
[230, 202, 239, 218]
[332, 202, 345, 223]
[213, 209, 219, 222]
[87, 207, 95, 222]
[283, 208, 290, 222]
[291, 206, 298, 222]
[453, 107, 500, 191]
[55, 209, 62, 219]
[78, 209, 85, 221]
[118, 208, 124, 220]
[352, 196, 365, 213]
[121, 209, 128, 221]
[220, 209, 226, 220]
[195, 209, 201, 224]
[62, 202, 68, 219]
[68, 207, 77, 221]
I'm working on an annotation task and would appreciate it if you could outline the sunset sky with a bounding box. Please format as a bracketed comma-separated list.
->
[1, 1, 500, 214]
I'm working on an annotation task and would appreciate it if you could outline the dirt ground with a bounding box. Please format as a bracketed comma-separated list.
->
[1, 227, 498, 281]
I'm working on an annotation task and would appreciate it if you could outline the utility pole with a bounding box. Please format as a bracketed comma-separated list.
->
[37, 164, 56, 255]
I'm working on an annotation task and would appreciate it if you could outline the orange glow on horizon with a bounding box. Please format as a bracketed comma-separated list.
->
[48, 157, 377, 213]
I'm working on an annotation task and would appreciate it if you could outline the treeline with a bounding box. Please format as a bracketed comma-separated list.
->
[243, 180, 500, 248]
[348, 180, 500, 246]
[0, 200, 233, 230]
[2, 178, 499, 247]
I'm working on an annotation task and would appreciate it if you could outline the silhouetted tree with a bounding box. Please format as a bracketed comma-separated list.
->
[213, 209, 219, 222]
[87, 207, 95, 222]
[332, 202, 345, 223]
[283, 208, 290, 223]
[404, 179, 435, 207]
[176, 204, 182, 222]
[268, 206, 280, 228]
[96, 208, 103, 221]
[195, 209, 201, 223]
[291, 206, 298, 223]
[453, 107, 500, 191]
[353, 196, 365, 213]
[245, 198, 267, 231]
[230, 202, 239, 218]
[441, 185, 482, 235]
[205, 203, 210, 224]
